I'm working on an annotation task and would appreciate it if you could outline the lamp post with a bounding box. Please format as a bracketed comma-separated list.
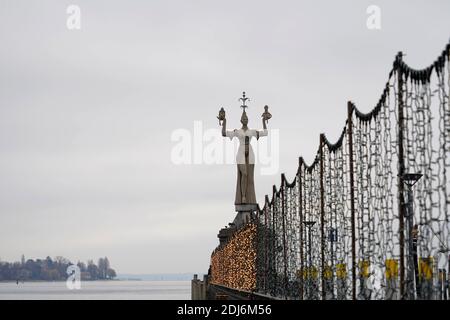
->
[328, 227, 338, 299]
[303, 220, 316, 299]
[401, 172, 422, 300]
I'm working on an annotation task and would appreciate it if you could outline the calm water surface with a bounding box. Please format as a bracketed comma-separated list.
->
[0, 280, 190, 300]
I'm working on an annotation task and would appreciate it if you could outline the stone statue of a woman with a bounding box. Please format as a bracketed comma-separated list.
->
[218, 100, 271, 211]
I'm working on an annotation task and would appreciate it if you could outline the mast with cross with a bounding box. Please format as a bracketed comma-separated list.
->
[239, 91, 250, 112]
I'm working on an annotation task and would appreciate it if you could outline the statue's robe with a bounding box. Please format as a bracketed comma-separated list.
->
[226, 128, 268, 205]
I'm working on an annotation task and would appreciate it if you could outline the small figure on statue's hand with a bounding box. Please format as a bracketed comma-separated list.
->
[262, 105, 272, 123]
[217, 107, 225, 125]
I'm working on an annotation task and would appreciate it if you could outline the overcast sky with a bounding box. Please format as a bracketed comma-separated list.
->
[0, 0, 449, 274]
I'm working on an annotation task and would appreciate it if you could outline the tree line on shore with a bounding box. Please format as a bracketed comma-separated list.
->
[0, 255, 117, 281]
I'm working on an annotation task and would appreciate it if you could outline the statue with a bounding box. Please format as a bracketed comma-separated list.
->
[218, 92, 272, 211]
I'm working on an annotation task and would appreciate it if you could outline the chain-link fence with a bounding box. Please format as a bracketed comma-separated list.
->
[211, 42, 450, 300]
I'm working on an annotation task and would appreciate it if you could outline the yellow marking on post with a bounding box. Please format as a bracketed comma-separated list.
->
[385, 259, 398, 280]
[324, 266, 333, 280]
[419, 257, 433, 280]
[310, 266, 318, 279]
[359, 260, 370, 278]
[297, 268, 310, 279]
[302, 266, 319, 279]
[336, 263, 347, 279]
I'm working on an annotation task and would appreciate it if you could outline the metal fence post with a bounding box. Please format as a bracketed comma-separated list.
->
[264, 196, 269, 294]
[396, 52, 407, 299]
[272, 186, 277, 296]
[299, 158, 304, 300]
[347, 102, 357, 300]
[281, 175, 289, 299]
[319, 134, 326, 300]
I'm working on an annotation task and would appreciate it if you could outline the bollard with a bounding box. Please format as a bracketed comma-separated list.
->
[303, 266, 319, 300]
[191, 274, 198, 300]
[418, 257, 434, 300]
[324, 265, 334, 300]
[385, 259, 399, 300]
[336, 263, 347, 300]
[202, 274, 208, 300]
[438, 269, 444, 300]
[358, 260, 371, 300]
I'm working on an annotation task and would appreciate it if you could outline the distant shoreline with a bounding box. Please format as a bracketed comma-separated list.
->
[0, 273, 197, 283]
[0, 279, 119, 283]
[116, 273, 196, 281]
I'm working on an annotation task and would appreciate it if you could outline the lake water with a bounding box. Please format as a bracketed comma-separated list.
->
[0, 280, 190, 300]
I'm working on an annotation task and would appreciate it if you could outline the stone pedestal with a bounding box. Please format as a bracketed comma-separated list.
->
[215, 205, 257, 252]
[232, 204, 257, 229]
